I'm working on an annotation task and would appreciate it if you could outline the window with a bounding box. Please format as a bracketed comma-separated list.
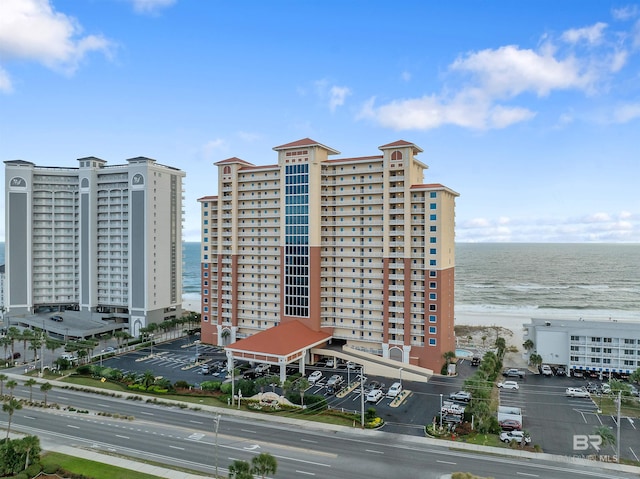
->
[430, 214, 437, 221]
[429, 315, 437, 323]
[591, 337, 601, 342]
[429, 338, 436, 346]
[429, 293, 436, 300]
[429, 203, 437, 210]
[429, 326, 436, 334]
[604, 337, 612, 343]
[571, 335, 579, 341]
[430, 192, 437, 198]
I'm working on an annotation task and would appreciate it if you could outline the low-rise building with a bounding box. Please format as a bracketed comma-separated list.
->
[524, 318, 640, 376]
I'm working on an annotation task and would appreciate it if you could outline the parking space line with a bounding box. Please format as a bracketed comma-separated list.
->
[630, 447, 639, 462]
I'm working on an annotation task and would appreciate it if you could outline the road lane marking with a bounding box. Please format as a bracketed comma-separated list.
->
[140, 412, 154, 415]
[67, 425, 79, 429]
[516, 473, 539, 477]
[116, 435, 129, 439]
[300, 439, 317, 443]
[23, 416, 37, 420]
[189, 420, 204, 424]
[365, 449, 384, 454]
[437, 460, 456, 465]
[169, 445, 184, 450]
[241, 429, 256, 433]
[295, 471, 315, 476]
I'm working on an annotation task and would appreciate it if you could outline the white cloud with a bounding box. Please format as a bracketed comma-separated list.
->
[329, 85, 351, 112]
[0, 0, 112, 86]
[201, 139, 227, 159]
[237, 131, 262, 142]
[612, 5, 639, 21]
[457, 211, 640, 243]
[561, 22, 608, 45]
[612, 102, 640, 123]
[0, 65, 12, 92]
[129, 0, 177, 14]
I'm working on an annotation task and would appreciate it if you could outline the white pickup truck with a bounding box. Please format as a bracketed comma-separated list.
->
[441, 401, 466, 415]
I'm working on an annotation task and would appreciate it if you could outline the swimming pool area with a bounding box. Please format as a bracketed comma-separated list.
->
[455, 349, 474, 358]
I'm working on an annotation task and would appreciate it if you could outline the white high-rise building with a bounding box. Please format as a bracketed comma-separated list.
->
[4, 156, 185, 335]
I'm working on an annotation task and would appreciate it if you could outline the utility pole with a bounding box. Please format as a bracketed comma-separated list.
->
[360, 366, 365, 427]
[213, 414, 221, 478]
[616, 390, 621, 463]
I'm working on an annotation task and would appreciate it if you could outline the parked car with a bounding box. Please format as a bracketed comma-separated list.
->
[365, 380, 381, 392]
[470, 357, 481, 366]
[499, 419, 522, 431]
[585, 382, 601, 394]
[366, 389, 384, 403]
[254, 363, 270, 374]
[325, 359, 335, 368]
[540, 364, 553, 376]
[503, 368, 525, 378]
[200, 365, 211, 375]
[566, 387, 590, 398]
[449, 391, 472, 402]
[6, 352, 21, 360]
[326, 374, 344, 387]
[601, 383, 612, 394]
[308, 370, 323, 384]
[442, 414, 463, 424]
[500, 431, 531, 444]
[387, 382, 403, 398]
[572, 370, 584, 378]
[497, 380, 519, 390]
[346, 361, 358, 369]
[242, 369, 258, 380]
[555, 366, 567, 376]
[50, 315, 63, 322]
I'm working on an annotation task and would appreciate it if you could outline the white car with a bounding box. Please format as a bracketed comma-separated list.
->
[500, 431, 531, 444]
[387, 382, 403, 398]
[366, 389, 384, 403]
[308, 370, 323, 384]
[541, 364, 553, 376]
[497, 380, 519, 390]
[566, 387, 590, 398]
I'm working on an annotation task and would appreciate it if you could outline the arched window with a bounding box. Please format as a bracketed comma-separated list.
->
[391, 150, 403, 161]
[223, 166, 231, 174]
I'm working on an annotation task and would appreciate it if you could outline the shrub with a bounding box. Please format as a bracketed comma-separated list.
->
[201, 381, 222, 391]
[42, 463, 60, 474]
[220, 382, 232, 394]
[25, 463, 42, 477]
[75, 365, 92, 375]
[174, 380, 190, 389]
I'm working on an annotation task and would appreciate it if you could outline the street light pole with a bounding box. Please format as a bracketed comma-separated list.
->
[399, 367, 403, 388]
[213, 414, 221, 478]
[439, 394, 443, 429]
[360, 366, 365, 428]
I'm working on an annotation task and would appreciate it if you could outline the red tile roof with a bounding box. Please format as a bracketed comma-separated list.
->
[215, 157, 254, 166]
[226, 320, 331, 356]
[379, 140, 423, 153]
[273, 138, 340, 155]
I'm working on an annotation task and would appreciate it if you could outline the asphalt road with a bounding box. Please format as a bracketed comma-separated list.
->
[3, 385, 637, 479]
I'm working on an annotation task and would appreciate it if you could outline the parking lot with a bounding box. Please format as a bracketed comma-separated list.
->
[96, 339, 639, 461]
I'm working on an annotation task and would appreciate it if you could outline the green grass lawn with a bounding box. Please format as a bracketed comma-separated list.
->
[41, 452, 166, 479]
[60, 375, 360, 427]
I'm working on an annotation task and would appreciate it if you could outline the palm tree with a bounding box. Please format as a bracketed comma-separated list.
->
[481, 335, 487, 347]
[251, 452, 278, 479]
[21, 329, 35, 356]
[443, 351, 456, 363]
[522, 339, 534, 352]
[7, 326, 21, 362]
[529, 353, 543, 369]
[24, 378, 38, 402]
[21, 435, 41, 470]
[142, 370, 156, 390]
[29, 335, 42, 363]
[0, 373, 7, 396]
[1, 336, 11, 362]
[5, 379, 18, 399]
[3, 397, 22, 439]
[228, 459, 253, 479]
[593, 425, 616, 450]
[40, 382, 53, 406]
[296, 377, 310, 407]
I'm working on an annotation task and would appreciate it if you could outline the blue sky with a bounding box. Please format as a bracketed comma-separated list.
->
[1, 0, 639, 243]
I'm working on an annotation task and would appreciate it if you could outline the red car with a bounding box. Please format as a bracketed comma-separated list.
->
[499, 419, 522, 431]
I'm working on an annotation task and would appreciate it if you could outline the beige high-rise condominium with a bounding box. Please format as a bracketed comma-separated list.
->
[199, 139, 458, 371]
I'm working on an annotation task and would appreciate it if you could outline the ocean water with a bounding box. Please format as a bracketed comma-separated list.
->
[3, 242, 639, 321]
[455, 243, 640, 321]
